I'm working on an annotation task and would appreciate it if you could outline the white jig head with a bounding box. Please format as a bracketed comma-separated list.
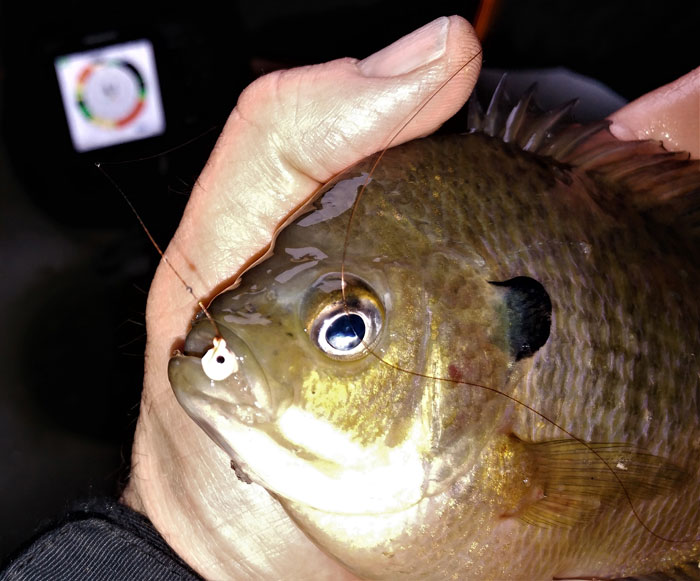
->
[201, 336, 238, 381]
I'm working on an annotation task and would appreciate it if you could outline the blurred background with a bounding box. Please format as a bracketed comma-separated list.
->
[0, 0, 697, 561]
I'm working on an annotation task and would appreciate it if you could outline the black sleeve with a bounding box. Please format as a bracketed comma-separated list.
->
[0, 498, 203, 580]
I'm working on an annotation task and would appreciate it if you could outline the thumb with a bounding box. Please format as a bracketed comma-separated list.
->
[162, 15, 482, 311]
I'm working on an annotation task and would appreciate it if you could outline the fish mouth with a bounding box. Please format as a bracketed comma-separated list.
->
[170, 377, 433, 515]
[169, 322, 276, 428]
[168, 322, 441, 515]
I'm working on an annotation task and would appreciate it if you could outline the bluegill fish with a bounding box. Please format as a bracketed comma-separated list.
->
[168, 84, 700, 580]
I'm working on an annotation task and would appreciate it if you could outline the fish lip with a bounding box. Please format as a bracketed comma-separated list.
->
[169, 355, 275, 423]
[169, 322, 277, 426]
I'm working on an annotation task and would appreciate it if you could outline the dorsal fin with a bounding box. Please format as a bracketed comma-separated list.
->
[468, 78, 700, 238]
[467, 75, 610, 155]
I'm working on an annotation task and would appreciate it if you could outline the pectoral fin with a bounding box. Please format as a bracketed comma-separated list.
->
[518, 439, 687, 528]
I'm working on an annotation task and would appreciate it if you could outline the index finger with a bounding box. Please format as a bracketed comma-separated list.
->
[609, 66, 700, 159]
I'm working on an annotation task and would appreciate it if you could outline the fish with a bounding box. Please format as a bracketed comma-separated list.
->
[167, 82, 700, 580]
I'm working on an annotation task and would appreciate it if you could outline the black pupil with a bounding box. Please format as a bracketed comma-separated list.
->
[216, 355, 226, 364]
[327, 314, 365, 351]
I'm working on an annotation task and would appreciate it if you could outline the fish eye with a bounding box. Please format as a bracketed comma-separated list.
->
[304, 273, 384, 360]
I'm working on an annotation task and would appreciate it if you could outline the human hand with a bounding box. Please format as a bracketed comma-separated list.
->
[122, 16, 482, 580]
[122, 13, 699, 579]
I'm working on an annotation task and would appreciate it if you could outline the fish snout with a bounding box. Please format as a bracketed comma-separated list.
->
[168, 321, 276, 427]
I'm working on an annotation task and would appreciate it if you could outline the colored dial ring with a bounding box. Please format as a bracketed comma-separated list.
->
[76, 60, 146, 128]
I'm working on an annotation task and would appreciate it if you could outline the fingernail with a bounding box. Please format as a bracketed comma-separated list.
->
[358, 16, 450, 77]
[608, 120, 638, 142]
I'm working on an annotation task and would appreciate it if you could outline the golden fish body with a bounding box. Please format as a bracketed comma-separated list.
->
[169, 91, 700, 579]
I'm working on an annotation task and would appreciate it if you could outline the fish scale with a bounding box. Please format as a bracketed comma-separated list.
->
[169, 88, 700, 579]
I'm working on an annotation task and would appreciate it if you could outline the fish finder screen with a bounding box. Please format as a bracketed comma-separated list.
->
[54, 39, 165, 152]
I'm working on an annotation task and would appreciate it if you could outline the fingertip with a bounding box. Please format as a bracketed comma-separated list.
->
[358, 16, 451, 78]
[609, 66, 700, 159]
[358, 16, 480, 80]
[402, 14, 482, 138]
[348, 15, 481, 149]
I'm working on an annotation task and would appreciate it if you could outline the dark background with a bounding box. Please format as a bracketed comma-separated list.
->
[0, 0, 697, 562]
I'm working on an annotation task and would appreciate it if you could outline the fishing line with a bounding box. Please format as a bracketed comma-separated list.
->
[95, 161, 224, 341]
[339, 49, 482, 301]
[368, 353, 695, 544]
[337, 54, 698, 545]
[95, 124, 220, 166]
[97, 32, 697, 545]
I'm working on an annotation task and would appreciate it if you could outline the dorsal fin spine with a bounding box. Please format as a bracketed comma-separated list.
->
[469, 78, 700, 236]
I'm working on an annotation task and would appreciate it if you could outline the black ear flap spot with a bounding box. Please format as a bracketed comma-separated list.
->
[489, 276, 552, 361]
